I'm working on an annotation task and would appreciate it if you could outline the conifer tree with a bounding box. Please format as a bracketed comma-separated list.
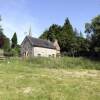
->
[61, 18, 74, 52]
[85, 15, 100, 57]
[11, 32, 17, 48]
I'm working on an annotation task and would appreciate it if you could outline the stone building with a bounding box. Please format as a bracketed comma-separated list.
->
[21, 35, 60, 57]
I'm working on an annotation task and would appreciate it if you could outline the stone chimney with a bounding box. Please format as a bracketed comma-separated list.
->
[53, 39, 60, 51]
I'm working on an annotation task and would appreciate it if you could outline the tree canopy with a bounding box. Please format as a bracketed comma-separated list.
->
[39, 18, 85, 57]
[85, 15, 100, 57]
[11, 32, 18, 48]
[0, 16, 10, 50]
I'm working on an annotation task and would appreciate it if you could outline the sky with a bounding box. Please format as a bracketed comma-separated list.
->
[0, 0, 100, 44]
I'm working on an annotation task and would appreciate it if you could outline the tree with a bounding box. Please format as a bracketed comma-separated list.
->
[74, 28, 79, 37]
[60, 18, 74, 53]
[0, 16, 3, 35]
[79, 31, 83, 38]
[0, 16, 10, 50]
[40, 18, 75, 55]
[0, 16, 4, 48]
[39, 17, 90, 57]
[47, 27, 55, 42]
[39, 30, 48, 40]
[3, 38, 10, 51]
[40, 24, 61, 42]
[85, 15, 100, 57]
[11, 32, 17, 48]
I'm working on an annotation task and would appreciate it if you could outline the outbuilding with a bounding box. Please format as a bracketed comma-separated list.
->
[21, 35, 60, 57]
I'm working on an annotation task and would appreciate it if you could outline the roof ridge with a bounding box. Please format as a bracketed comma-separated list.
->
[26, 36, 56, 49]
[27, 36, 53, 44]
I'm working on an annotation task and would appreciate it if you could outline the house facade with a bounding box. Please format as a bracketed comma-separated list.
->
[21, 35, 60, 57]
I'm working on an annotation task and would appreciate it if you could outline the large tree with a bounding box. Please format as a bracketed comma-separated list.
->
[0, 16, 10, 50]
[39, 17, 89, 57]
[85, 15, 100, 57]
[40, 24, 61, 42]
[11, 32, 17, 48]
[0, 16, 4, 48]
[40, 18, 75, 54]
[60, 18, 75, 53]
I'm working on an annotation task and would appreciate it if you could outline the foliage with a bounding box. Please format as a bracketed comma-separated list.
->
[39, 30, 48, 39]
[85, 15, 100, 57]
[0, 16, 10, 51]
[40, 16, 100, 58]
[40, 18, 75, 53]
[40, 18, 87, 57]
[11, 32, 17, 48]
[0, 16, 5, 48]
[10, 32, 21, 57]
[9, 46, 20, 57]
[0, 16, 20, 57]
[60, 18, 74, 52]
[3, 38, 10, 51]
[40, 24, 62, 42]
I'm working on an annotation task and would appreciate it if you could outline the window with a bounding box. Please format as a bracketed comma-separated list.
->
[38, 54, 41, 56]
[52, 54, 55, 57]
[49, 55, 51, 57]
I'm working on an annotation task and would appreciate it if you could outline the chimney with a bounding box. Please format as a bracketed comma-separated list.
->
[53, 39, 60, 51]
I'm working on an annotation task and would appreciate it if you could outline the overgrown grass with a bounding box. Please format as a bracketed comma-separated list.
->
[0, 57, 100, 100]
[21, 57, 100, 70]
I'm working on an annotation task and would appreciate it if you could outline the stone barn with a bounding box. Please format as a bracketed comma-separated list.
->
[21, 35, 60, 57]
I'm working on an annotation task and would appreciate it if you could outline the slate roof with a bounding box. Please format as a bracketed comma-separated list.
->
[26, 36, 56, 49]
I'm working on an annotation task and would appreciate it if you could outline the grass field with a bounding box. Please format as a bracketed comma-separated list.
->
[0, 57, 100, 100]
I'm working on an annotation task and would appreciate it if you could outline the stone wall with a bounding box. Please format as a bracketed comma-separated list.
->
[33, 47, 57, 57]
[21, 38, 32, 57]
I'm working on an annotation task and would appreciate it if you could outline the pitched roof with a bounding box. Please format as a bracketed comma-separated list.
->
[26, 36, 56, 49]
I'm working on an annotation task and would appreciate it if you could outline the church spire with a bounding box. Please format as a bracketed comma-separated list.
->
[29, 25, 32, 36]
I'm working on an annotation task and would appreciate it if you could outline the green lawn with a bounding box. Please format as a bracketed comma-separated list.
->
[0, 57, 100, 100]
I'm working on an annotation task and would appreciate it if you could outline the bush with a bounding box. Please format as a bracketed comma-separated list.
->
[4, 46, 20, 57]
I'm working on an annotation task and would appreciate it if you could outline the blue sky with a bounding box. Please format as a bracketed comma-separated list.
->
[0, 0, 100, 44]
